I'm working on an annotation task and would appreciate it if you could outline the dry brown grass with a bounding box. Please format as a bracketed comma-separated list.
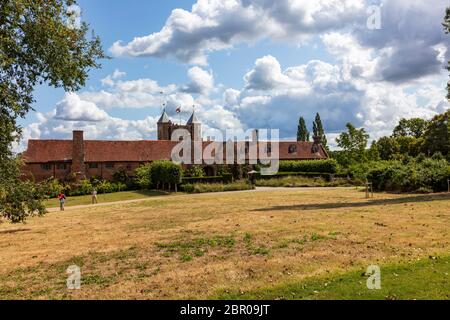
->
[0, 188, 449, 300]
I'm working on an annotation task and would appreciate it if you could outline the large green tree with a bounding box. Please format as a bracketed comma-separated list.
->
[297, 116, 309, 142]
[312, 113, 328, 149]
[444, 7, 450, 99]
[392, 118, 428, 139]
[1, 0, 105, 222]
[421, 110, 450, 159]
[336, 123, 370, 165]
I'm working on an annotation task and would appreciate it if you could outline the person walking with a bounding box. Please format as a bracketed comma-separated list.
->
[58, 192, 66, 211]
[92, 189, 98, 204]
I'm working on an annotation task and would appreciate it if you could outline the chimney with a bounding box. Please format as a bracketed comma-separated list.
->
[252, 129, 259, 142]
[72, 131, 86, 180]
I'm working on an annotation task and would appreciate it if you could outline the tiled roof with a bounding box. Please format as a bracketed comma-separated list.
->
[22, 140, 328, 163]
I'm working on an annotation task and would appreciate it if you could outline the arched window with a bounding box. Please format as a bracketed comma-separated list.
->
[288, 144, 297, 154]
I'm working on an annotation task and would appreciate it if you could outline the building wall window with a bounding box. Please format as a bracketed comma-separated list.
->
[288, 145, 297, 154]
[56, 163, 67, 170]
[89, 163, 99, 169]
[105, 163, 115, 169]
[41, 164, 52, 171]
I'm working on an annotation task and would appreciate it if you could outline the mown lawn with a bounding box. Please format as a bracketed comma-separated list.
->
[0, 188, 449, 299]
[43, 190, 170, 208]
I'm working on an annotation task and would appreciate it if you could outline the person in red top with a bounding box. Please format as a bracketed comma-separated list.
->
[58, 192, 66, 211]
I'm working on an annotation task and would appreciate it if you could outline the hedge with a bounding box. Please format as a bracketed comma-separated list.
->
[279, 159, 338, 174]
[367, 158, 450, 193]
[182, 174, 233, 185]
[256, 172, 350, 182]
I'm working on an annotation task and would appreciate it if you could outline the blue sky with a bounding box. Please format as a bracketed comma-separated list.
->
[18, 0, 450, 150]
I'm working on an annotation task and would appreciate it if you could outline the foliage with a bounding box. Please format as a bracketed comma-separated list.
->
[181, 181, 254, 194]
[150, 161, 183, 190]
[421, 110, 450, 159]
[216, 165, 230, 176]
[0, 158, 47, 223]
[0, 0, 105, 222]
[182, 175, 233, 185]
[335, 123, 370, 166]
[312, 113, 328, 149]
[43, 178, 128, 197]
[184, 165, 205, 178]
[366, 158, 450, 193]
[255, 176, 359, 188]
[297, 117, 310, 142]
[112, 167, 130, 185]
[230, 163, 243, 180]
[374, 137, 401, 160]
[134, 164, 152, 189]
[392, 118, 428, 138]
[279, 159, 338, 174]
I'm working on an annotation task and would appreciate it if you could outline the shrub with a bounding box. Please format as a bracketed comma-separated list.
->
[279, 159, 338, 174]
[151, 161, 183, 191]
[255, 176, 359, 188]
[367, 158, 450, 193]
[184, 165, 205, 178]
[134, 164, 152, 189]
[181, 181, 254, 193]
[182, 175, 233, 185]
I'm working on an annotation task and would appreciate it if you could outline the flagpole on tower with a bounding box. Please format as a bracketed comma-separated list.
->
[176, 106, 182, 125]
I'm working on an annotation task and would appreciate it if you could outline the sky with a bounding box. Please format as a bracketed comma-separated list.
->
[16, 0, 450, 151]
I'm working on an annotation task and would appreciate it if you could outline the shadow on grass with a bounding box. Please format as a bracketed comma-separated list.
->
[0, 228, 31, 235]
[252, 193, 450, 212]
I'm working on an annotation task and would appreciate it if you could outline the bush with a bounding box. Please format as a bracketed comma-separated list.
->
[182, 174, 233, 185]
[255, 176, 360, 188]
[279, 159, 338, 174]
[151, 161, 183, 191]
[134, 164, 152, 189]
[367, 158, 450, 193]
[44, 179, 129, 197]
[184, 165, 205, 178]
[181, 181, 254, 194]
[257, 172, 334, 181]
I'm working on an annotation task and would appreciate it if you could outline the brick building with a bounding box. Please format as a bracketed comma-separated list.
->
[22, 110, 329, 182]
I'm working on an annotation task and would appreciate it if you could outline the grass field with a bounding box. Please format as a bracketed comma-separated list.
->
[0, 188, 449, 300]
[43, 190, 170, 208]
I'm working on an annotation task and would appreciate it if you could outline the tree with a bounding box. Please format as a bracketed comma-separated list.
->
[151, 161, 183, 191]
[392, 118, 428, 138]
[134, 164, 152, 189]
[421, 110, 450, 159]
[444, 7, 450, 99]
[336, 123, 370, 165]
[297, 117, 310, 142]
[1, 1, 105, 222]
[375, 137, 400, 160]
[312, 113, 328, 149]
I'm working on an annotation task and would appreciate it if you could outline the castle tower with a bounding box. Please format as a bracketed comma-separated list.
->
[187, 110, 202, 141]
[157, 108, 171, 141]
